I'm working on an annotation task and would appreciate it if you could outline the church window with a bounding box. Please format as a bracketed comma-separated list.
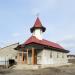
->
[50, 51, 52, 58]
[15, 56, 17, 59]
[62, 53, 64, 58]
[57, 52, 59, 58]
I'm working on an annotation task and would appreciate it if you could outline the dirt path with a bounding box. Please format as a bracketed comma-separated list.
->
[0, 64, 75, 75]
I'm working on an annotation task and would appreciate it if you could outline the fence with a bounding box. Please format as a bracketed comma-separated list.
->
[0, 57, 9, 68]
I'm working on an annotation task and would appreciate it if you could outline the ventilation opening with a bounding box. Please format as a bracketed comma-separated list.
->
[9, 59, 16, 66]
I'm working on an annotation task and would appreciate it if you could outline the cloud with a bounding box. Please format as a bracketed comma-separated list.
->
[57, 35, 75, 54]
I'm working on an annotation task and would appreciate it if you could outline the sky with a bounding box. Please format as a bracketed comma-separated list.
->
[0, 0, 75, 54]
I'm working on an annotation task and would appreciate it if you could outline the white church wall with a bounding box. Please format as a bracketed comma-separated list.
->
[53, 52, 68, 64]
[37, 50, 43, 64]
[41, 49, 51, 64]
[33, 29, 42, 40]
[41, 49, 68, 64]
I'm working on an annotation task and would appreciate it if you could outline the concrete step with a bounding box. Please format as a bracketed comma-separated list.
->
[13, 64, 40, 70]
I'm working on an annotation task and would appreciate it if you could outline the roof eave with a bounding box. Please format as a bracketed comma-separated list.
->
[30, 26, 46, 33]
[24, 42, 70, 53]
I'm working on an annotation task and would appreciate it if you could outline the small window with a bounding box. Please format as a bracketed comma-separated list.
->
[15, 56, 17, 59]
[62, 53, 64, 58]
[37, 56, 41, 61]
[57, 52, 59, 58]
[50, 51, 52, 58]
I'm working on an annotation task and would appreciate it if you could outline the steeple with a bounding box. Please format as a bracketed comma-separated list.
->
[30, 17, 46, 33]
[30, 17, 46, 40]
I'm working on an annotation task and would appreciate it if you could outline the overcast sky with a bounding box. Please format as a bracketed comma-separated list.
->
[0, 0, 75, 54]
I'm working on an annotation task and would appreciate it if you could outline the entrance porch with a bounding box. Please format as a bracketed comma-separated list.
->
[17, 48, 37, 65]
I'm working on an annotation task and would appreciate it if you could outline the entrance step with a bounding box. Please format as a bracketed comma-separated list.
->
[12, 63, 72, 70]
[13, 64, 41, 70]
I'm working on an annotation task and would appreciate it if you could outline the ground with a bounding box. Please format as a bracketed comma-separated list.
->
[0, 64, 75, 75]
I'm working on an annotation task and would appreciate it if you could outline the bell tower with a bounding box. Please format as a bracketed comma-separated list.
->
[30, 17, 46, 40]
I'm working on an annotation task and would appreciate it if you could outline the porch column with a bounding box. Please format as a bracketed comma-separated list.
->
[26, 49, 28, 64]
[17, 51, 20, 63]
[32, 48, 35, 65]
[22, 50, 24, 64]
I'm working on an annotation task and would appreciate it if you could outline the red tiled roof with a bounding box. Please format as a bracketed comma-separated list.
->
[24, 36, 64, 49]
[34, 17, 42, 28]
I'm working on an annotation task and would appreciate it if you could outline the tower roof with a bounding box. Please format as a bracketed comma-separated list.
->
[34, 17, 42, 27]
[30, 17, 46, 33]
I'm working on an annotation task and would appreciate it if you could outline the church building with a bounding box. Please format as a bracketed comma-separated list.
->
[15, 17, 69, 65]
